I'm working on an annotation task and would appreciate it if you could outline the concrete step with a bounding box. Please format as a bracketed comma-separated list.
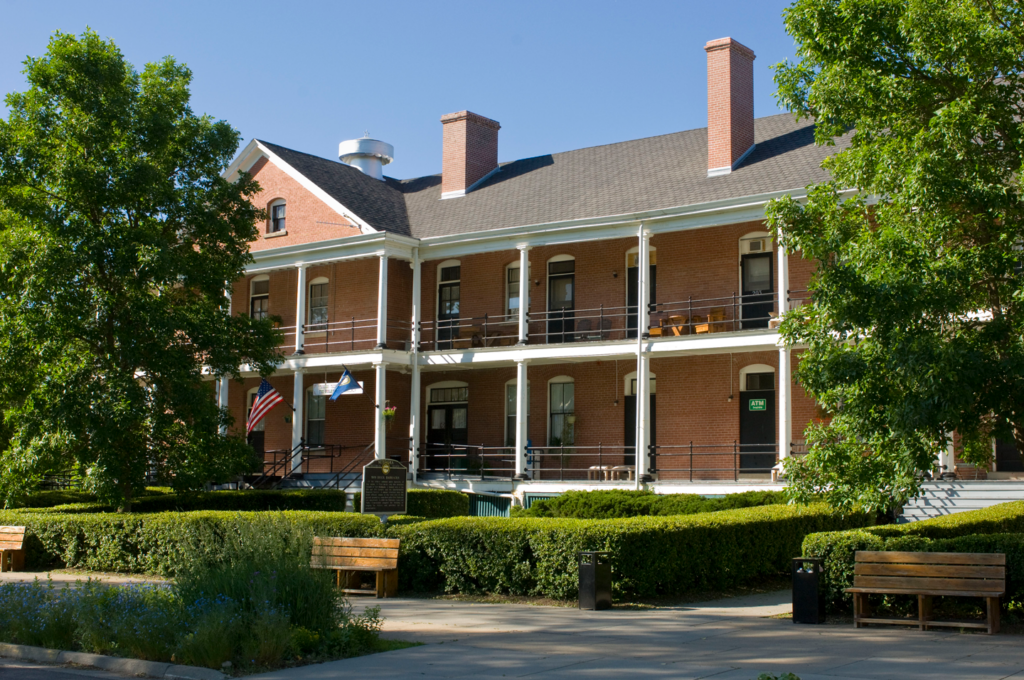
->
[900, 481, 1024, 522]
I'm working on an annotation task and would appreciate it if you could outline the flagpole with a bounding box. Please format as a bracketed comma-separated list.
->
[339, 364, 381, 409]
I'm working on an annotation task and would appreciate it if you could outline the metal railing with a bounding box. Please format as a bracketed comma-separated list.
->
[248, 441, 304, 488]
[525, 444, 638, 482]
[417, 444, 517, 480]
[318, 443, 376, 491]
[271, 317, 414, 354]
[649, 292, 779, 336]
[527, 304, 635, 345]
[420, 314, 522, 351]
[649, 443, 779, 481]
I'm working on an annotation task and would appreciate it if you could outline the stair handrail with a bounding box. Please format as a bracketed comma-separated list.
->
[323, 442, 377, 492]
[250, 439, 304, 489]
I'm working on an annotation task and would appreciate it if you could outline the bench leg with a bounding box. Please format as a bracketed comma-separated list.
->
[375, 571, 385, 598]
[340, 570, 361, 590]
[987, 597, 1000, 635]
[853, 593, 871, 628]
[918, 595, 932, 631]
[384, 569, 398, 598]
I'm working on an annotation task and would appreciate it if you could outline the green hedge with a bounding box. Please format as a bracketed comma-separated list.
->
[802, 501, 1024, 611]
[20, 489, 468, 519]
[2, 503, 871, 600]
[520, 489, 787, 519]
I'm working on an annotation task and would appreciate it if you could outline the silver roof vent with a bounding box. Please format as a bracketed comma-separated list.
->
[338, 136, 394, 181]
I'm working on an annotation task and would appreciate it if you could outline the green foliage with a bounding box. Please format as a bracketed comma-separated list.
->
[519, 489, 786, 519]
[18, 488, 467, 518]
[766, 1, 1024, 510]
[391, 503, 871, 600]
[0, 29, 282, 510]
[803, 501, 1024, 610]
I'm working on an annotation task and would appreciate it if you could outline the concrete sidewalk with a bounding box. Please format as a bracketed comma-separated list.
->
[248, 591, 1024, 680]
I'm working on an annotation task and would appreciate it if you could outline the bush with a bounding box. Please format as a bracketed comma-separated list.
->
[520, 489, 786, 519]
[20, 488, 468, 518]
[802, 501, 1024, 611]
[392, 503, 872, 599]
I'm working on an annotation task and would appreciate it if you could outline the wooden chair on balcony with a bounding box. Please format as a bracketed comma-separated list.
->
[692, 314, 709, 334]
[665, 315, 688, 336]
[708, 308, 727, 333]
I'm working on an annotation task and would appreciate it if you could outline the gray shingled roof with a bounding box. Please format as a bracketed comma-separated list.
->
[259, 113, 849, 239]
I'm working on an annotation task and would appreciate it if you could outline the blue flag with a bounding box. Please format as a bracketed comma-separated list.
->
[330, 369, 359, 401]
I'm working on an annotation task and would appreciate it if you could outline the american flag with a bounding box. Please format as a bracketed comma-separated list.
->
[247, 379, 284, 433]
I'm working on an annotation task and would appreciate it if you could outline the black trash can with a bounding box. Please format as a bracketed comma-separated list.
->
[578, 551, 612, 610]
[792, 557, 825, 624]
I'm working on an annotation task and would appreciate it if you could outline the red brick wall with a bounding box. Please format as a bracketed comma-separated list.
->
[246, 156, 362, 252]
[705, 38, 756, 171]
[441, 111, 500, 195]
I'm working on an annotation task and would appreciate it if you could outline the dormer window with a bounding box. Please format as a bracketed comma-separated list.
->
[270, 201, 286, 233]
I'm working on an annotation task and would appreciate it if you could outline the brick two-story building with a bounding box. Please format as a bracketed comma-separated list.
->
[216, 37, 852, 498]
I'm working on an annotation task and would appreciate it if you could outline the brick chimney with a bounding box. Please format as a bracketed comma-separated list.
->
[704, 37, 756, 177]
[440, 111, 500, 198]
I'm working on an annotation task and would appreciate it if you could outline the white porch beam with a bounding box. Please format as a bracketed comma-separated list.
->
[291, 370, 304, 472]
[777, 245, 791, 460]
[515, 359, 530, 479]
[294, 264, 307, 355]
[374, 362, 387, 460]
[635, 226, 652, 487]
[410, 248, 422, 481]
[376, 254, 389, 349]
[517, 245, 531, 345]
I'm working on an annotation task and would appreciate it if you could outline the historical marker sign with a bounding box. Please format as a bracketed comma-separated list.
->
[361, 458, 408, 517]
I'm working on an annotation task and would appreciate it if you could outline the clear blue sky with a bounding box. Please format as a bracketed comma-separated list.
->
[1, 0, 801, 180]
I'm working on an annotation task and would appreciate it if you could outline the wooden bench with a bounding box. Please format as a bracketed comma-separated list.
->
[846, 551, 1005, 634]
[311, 537, 399, 598]
[0, 526, 26, 572]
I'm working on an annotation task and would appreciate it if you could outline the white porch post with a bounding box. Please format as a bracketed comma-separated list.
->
[291, 370, 304, 472]
[517, 245, 531, 345]
[410, 249, 422, 481]
[777, 245, 791, 461]
[374, 362, 387, 459]
[218, 376, 229, 436]
[515, 359, 530, 479]
[294, 264, 307, 355]
[376, 254, 389, 349]
[635, 226, 652, 487]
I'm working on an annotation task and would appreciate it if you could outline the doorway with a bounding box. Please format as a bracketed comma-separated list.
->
[437, 265, 461, 350]
[741, 252, 773, 329]
[425, 385, 469, 471]
[626, 251, 657, 339]
[739, 371, 775, 472]
[547, 259, 575, 343]
[996, 439, 1024, 472]
[623, 376, 657, 467]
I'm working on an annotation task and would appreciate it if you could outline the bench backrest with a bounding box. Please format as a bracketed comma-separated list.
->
[311, 537, 399, 570]
[853, 551, 1005, 595]
[0, 526, 26, 552]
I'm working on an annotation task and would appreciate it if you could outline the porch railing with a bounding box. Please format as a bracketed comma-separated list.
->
[648, 443, 779, 481]
[648, 292, 779, 336]
[272, 317, 414, 354]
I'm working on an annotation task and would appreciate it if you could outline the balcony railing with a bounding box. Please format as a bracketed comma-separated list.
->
[649, 443, 778, 481]
[271, 318, 413, 354]
[648, 292, 779, 336]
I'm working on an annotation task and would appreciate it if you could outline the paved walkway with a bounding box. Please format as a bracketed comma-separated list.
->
[248, 591, 1024, 680]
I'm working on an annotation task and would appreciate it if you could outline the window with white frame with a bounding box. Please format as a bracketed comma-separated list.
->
[505, 263, 530, 319]
[306, 389, 326, 446]
[548, 379, 575, 446]
[270, 200, 286, 233]
[308, 278, 329, 332]
[504, 380, 530, 447]
[250, 277, 269, 320]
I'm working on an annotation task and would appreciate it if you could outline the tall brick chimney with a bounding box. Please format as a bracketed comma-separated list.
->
[440, 111, 500, 198]
[704, 37, 756, 177]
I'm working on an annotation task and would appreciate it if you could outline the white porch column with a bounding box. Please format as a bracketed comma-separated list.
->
[517, 245, 531, 345]
[938, 433, 955, 476]
[515, 359, 530, 479]
[374, 362, 387, 459]
[291, 370, 304, 472]
[777, 245, 791, 460]
[217, 376, 229, 436]
[376, 254, 389, 349]
[294, 264, 307, 355]
[410, 249, 422, 481]
[635, 226, 652, 486]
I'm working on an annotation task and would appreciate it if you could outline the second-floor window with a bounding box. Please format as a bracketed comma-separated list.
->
[270, 201, 286, 233]
[306, 390, 325, 447]
[308, 281, 328, 332]
[549, 379, 575, 446]
[250, 278, 269, 320]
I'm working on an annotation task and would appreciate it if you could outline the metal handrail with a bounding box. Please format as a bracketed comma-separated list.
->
[649, 442, 779, 481]
[320, 443, 376, 491]
[250, 440, 304, 488]
[418, 443, 517, 480]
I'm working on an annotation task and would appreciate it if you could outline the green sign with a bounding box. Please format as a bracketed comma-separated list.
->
[749, 398, 767, 411]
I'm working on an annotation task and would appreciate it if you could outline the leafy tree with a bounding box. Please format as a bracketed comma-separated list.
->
[0, 30, 281, 509]
[767, 0, 1024, 511]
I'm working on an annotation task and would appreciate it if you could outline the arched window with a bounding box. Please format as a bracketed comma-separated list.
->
[269, 199, 286, 233]
[546, 256, 575, 343]
[623, 371, 657, 396]
[739, 232, 774, 330]
[504, 378, 530, 447]
[505, 261, 531, 319]
[739, 364, 775, 392]
[250, 275, 270, 320]
[305, 386, 326, 447]
[547, 376, 574, 446]
[308, 276, 329, 332]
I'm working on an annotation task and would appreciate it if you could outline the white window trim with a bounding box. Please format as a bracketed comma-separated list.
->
[304, 385, 326, 449]
[739, 231, 773, 295]
[623, 371, 657, 396]
[625, 246, 657, 309]
[307, 276, 329, 337]
[249, 274, 270, 320]
[739, 364, 776, 391]
[546, 255, 575, 314]
[426, 380, 469, 404]
[503, 378, 530, 447]
[546, 375, 575, 447]
[435, 259, 462, 321]
[269, 199, 287, 234]
[505, 261, 531, 319]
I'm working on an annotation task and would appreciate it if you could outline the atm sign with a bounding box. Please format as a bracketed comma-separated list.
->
[749, 399, 767, 411]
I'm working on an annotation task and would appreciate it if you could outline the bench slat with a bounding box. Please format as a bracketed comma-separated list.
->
[854, 551, 1005, 566]
[312, 557, 398, 569]
[312, 547, 399, 559]
[854, 563, 1005, 579]
[847, 587, 1006, 597]
[0, 527, 25, 535]
[313, 537, 399, 549]
[852, 575, 1005, 592]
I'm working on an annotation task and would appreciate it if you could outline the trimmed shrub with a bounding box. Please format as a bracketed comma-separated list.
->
[391, 503, 872, 599]
[20, 489, 468, 518]
[802, 501, 1024, 611]
[520, 489, 786, 519]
